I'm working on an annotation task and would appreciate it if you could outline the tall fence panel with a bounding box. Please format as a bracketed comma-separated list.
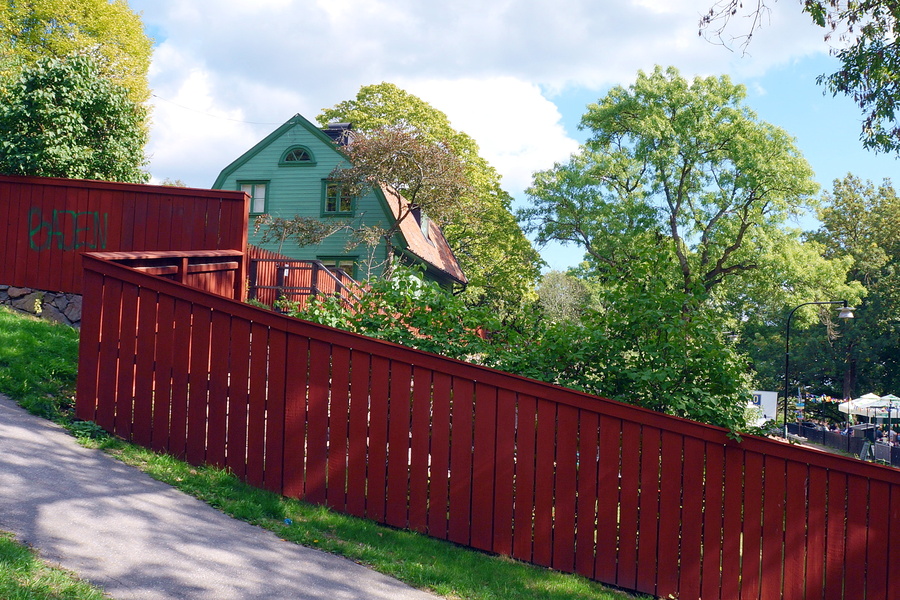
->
[0, 175, 248, 294]
[76, 253, 900, 600]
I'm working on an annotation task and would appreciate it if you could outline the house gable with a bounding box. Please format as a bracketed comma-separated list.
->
[213, 114, 466, 287]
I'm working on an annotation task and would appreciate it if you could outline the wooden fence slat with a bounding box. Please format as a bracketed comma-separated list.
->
[760, 456, 787, 600]
[282, 334, 309, 499]
[326, 345, 351, 512]
[366, 355, 390, 523]
[224, 317, 251, 478]
[700, 441, 726, 600]
[386, 361, 413, 529]
[575, 411, 600, 580]
[168, 299, 193, 459]
[532, 400, 556, 567]
[74, 266, 104, 422]
[887, 482, 900, 594]
[264, 329, 287, 494]
[865, 480, 890, 600]
[186, 305, 212, 466]
[305, 338, 331, 503]
[205, 310, 230, 467]
[427, 371, 452, 539]
[824, 472, 848, 600]
[677, 436, 705, 600]
[245, 322, 270, 487]
[844, 475, 869, 598]
[448, 377, 475, 546]
[470, 383, 498, 553]
[783, 461, 809, 599]
[511, 394, 537, 562]
[595, 415, 621, 584]
[656, 430, 683, 597]
[805, 466, 828, 600]
[720, 445, 744, 600]
[635, 426, 661, 596]
[740, 452, 765, 600]
[95, 279, 123, 433]
[492, 388, 516, 557]
[113, 282, 139, 440]
[616, 420, 641, 589]
[551, 404, 578, 573]
[408, 366, 433, 533]
[131, 287, 157, 446]
[150, 294, 176, 453]
[345, 350, 370, 518]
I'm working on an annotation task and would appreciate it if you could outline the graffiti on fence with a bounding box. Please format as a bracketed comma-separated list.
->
[29, 207, 108, 251]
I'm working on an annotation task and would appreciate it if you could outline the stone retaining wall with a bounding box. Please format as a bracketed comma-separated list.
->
[0, 285, 82, 328]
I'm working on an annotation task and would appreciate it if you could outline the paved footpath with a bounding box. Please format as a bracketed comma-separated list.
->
[0, 394, 442, 600]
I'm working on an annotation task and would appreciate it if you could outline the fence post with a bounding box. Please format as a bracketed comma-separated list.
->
[248, 259, 258, 301]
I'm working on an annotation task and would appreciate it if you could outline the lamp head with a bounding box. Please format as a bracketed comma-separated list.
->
[838, 306, 855, 319]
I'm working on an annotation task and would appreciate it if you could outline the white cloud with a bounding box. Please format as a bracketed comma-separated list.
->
[401, 77, 579, 194]
[130, 0, 835, 190]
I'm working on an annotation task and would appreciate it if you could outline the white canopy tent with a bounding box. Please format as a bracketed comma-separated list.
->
[838, 393, 900, 419]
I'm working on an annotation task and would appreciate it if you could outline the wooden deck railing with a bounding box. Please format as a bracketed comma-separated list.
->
[247, 245, 363, 309]
[75, 252, 900, 600]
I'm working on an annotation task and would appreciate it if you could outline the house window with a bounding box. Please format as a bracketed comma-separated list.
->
[280, 146, 315, 166]
[412, 207, 433, 245]
[240, 181, 268, 215]
[322, 181, 353, 215]
[318, 256, 357, 278]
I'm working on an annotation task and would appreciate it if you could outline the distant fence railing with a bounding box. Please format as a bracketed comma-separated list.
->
[0, 175, 248, 295]
[76, 252, 900, 600]
[247, 245, 362, 309]
[789, 422, 900, 466]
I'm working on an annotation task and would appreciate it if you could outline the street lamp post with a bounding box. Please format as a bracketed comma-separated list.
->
[783, 300, 855, 439]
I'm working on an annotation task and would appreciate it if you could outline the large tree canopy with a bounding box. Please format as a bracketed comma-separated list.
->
[0, 54, 148, 183]
[0, 0, 152, 103]
[319, 83, 543, 318]
[518, 66, 860, 429]
[329, 124, 472, 279]
[523, 66, 820, 304]
[701, 1, 900, 153]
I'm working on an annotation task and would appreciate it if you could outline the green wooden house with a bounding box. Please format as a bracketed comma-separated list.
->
[213, 113, 466, 288]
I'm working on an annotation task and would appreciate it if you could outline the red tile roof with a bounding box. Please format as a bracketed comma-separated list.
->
[380, 184, 467, 285]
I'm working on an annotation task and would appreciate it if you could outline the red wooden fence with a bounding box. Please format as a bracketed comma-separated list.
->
[75, 252, 900, 600]
[0, 175, 248, 295]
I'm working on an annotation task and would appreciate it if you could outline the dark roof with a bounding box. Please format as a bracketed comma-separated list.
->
[322, 122, 352, 145]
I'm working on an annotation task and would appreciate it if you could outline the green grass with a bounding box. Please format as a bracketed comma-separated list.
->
[0, 307, 79, 421]
[0, 305, 650, 600]
[0, 531, 108, 600]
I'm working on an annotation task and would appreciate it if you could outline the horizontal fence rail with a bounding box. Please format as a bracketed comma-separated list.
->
[76, 253, 900, 600]
[0, 175, 248, 294]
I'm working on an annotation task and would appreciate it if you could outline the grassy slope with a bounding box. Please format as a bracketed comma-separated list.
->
[0, 306, 649, 600]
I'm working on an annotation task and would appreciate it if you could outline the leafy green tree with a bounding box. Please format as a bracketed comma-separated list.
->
[318, 83, 543, 318]
[0, 0, 152, 103]
[523, 66, 820, 304]
[328, 124, 472, 279]
[285, 265, 498, 361]
[536, 269, 593, 324]
[701, 1, 900, 153]
[494, 271, 754, 431]
[518, 66, 860, 427]
[253, 214, 348, 256]
[807, 174, 900, 396]
[0, 54, 148, 183]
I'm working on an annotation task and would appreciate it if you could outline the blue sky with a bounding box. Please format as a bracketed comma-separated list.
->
[127, 0, 898, 271]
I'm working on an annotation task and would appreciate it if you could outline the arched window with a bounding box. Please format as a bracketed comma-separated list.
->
[279, 146, 315, 165]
